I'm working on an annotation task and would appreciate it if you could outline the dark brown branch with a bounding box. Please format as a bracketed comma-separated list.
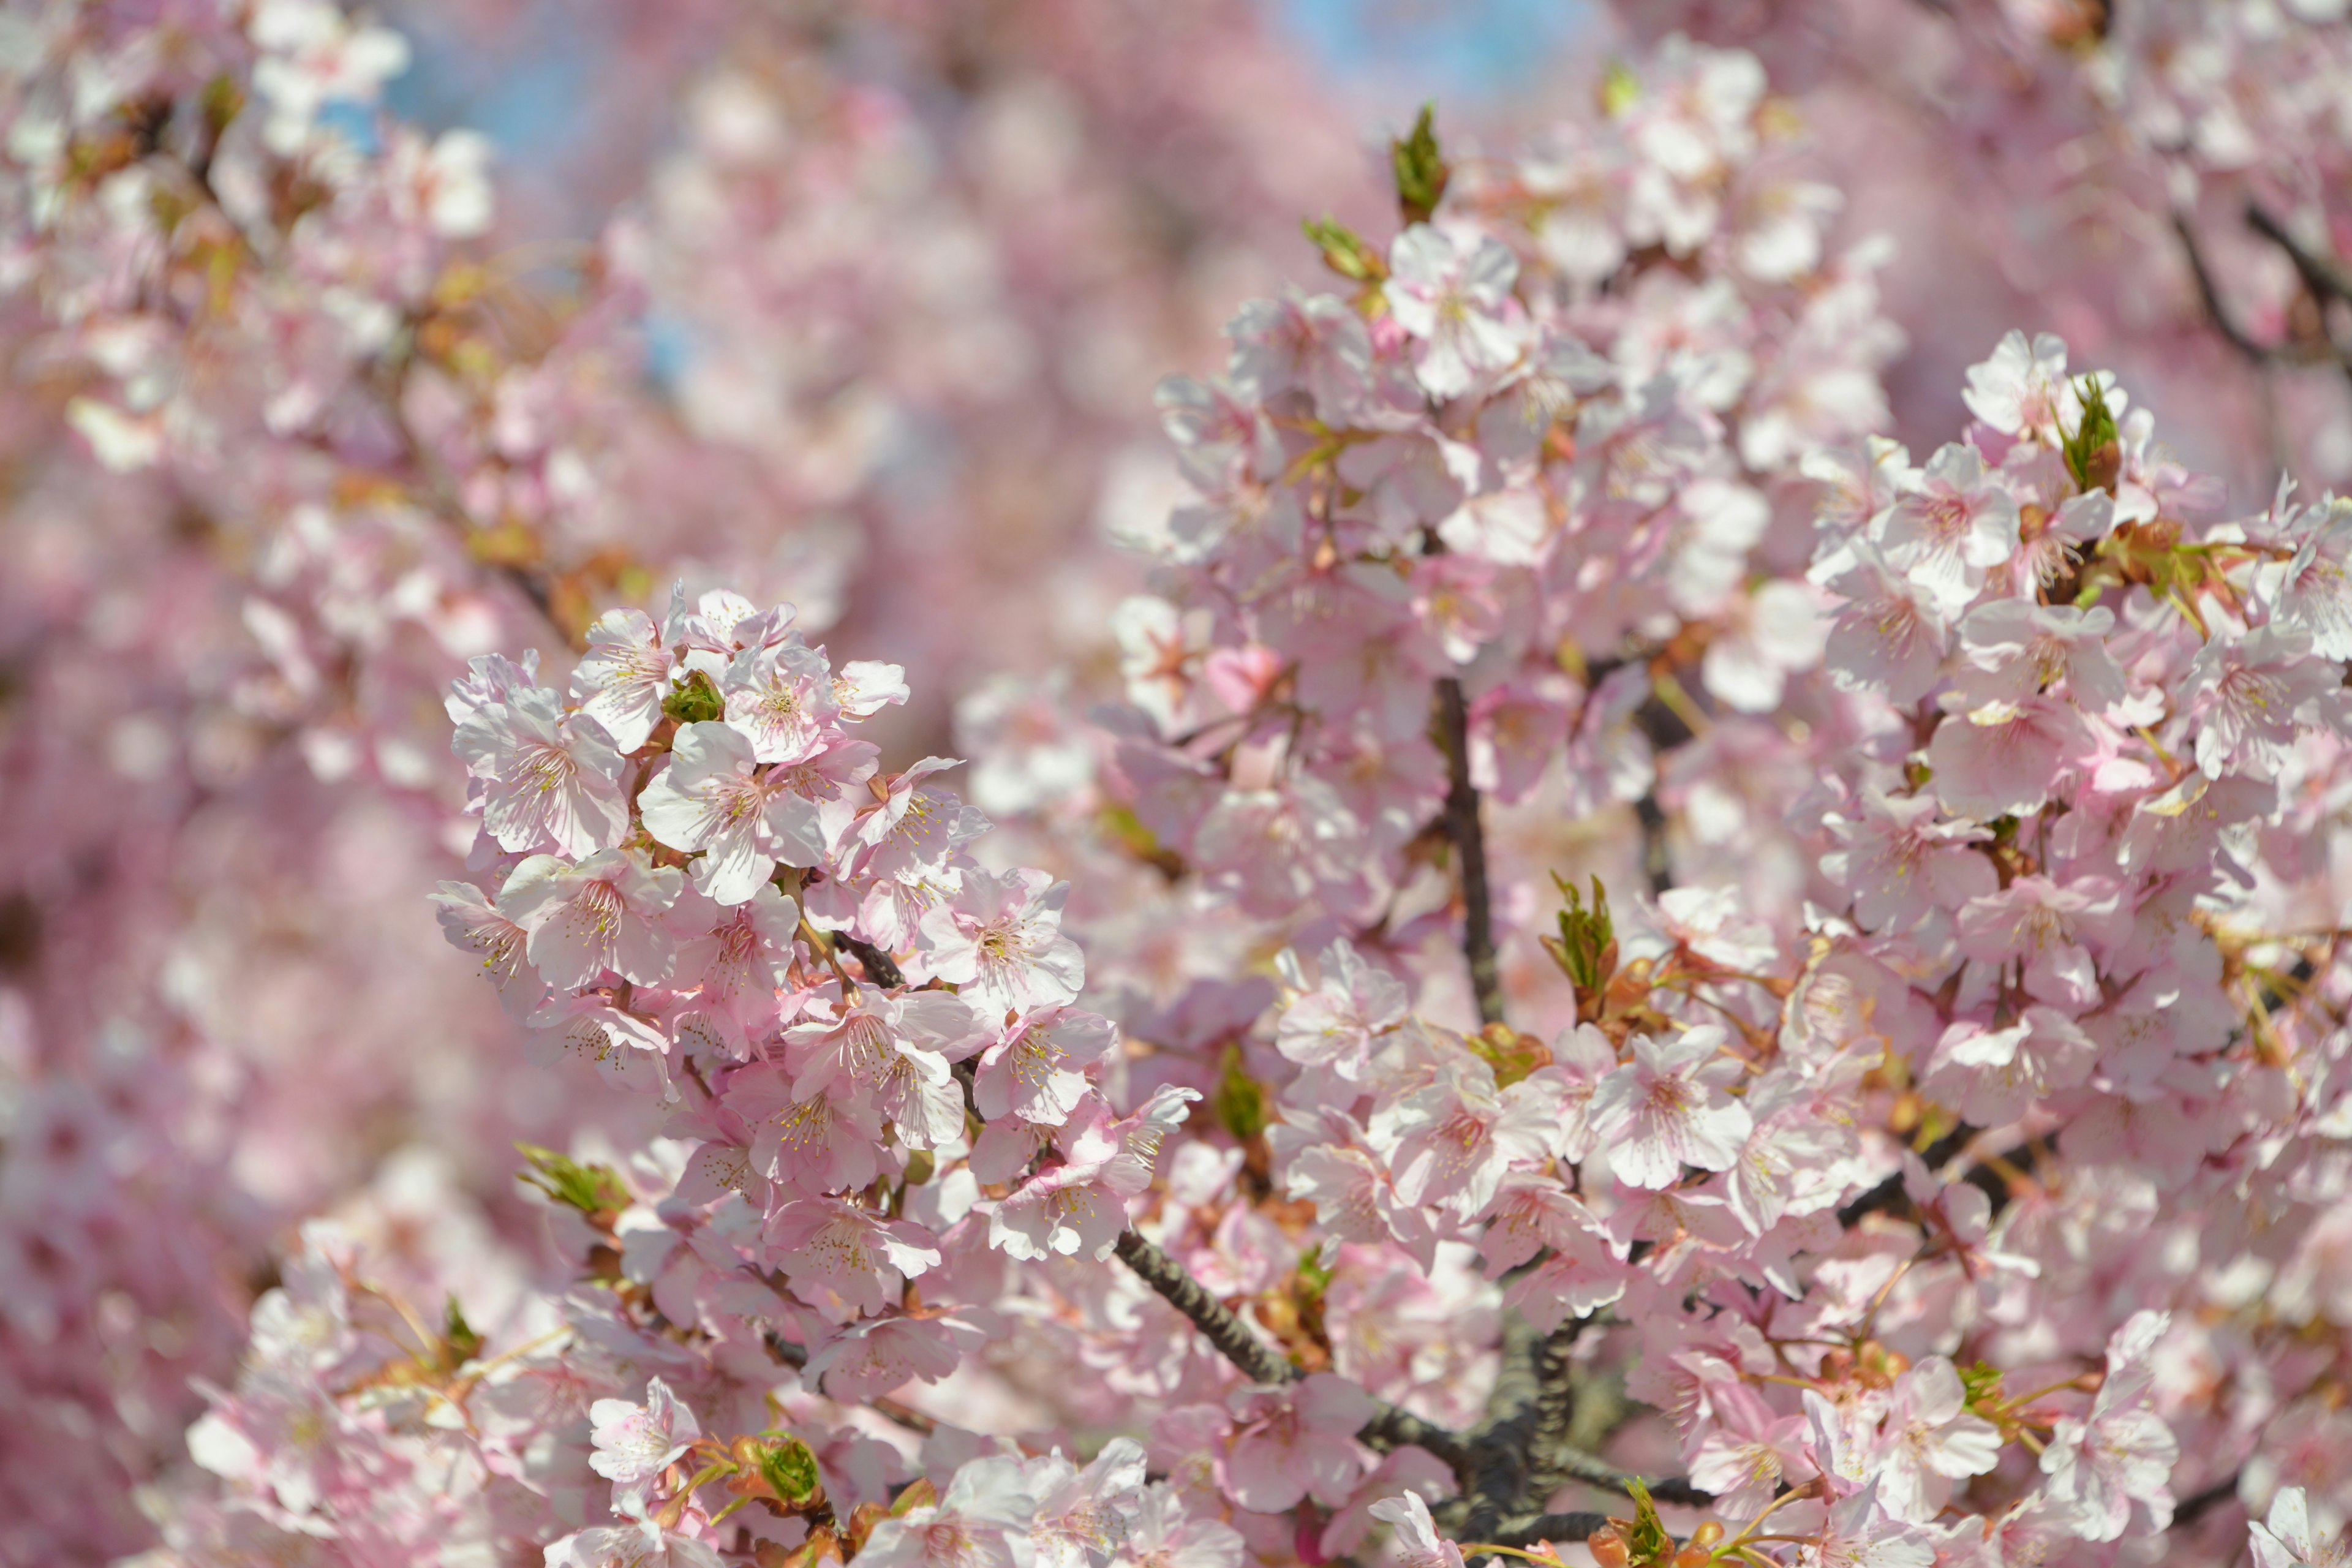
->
[1570, 654, 1682, 894]
[2246, 202, 2352, 395]
[1525, 1318, 1596, 1500]
[1359, 1401, 1476, 1473]
[1838, 1122, 1981, 1227]
[835, 933, 905, 989]
[1112, 1229, 1473, 1471]
[1630, 796, 1674, 898]
[1486, 1512, 1615, 1549]
[1543, 1452, 1709, 1509]
[1444, 1311, 1708, 1557]
[2174, 213, 2287, 366]
[2171, 1472, 2242, 1529]
[2248, 202, 2352, 306]
[1113, 1229, 1297, 1385]
[1447, 1315, 1546, 1544]
[1436, 676, 1506, 1027]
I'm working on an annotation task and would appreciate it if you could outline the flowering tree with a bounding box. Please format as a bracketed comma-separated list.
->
[0, 1, 1364, 1557]
[1613, 0, 2352, 498]
[116, 37, 2352, 1568]
[11, 4, 2352, 1568]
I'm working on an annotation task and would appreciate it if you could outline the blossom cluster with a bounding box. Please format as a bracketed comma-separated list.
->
[144, 1206, 1246, 1568]
[1060, 36, 1898, 978]
[435, 584, 1219, 1292]
[17, 3, 2352, 1568]
[0, 0, 1356, 1553]
[1625, 0, 2352, 496]
[947, 48, 2352, 1568]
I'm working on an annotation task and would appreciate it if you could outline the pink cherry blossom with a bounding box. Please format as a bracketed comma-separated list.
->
[638, 720, 828, 903]
[1383, 226, 1528, 399]
[2250, 1489, 2351, 1568]
[2040, 1311, 2180, 1541]
[724, 640, 842, 764]
[569, 608, 675, 753]
[1924, 692, 2092, 821]
[856, 1456, 1036, 1568]
[1870, 1357, 2000, 1524]
[973, 1008, 1120, 1126]
[1223, 1374, 1377, 1513]
[1588, 1028, 1755, 1189]
[921, 867, 1085, 1014]
[587, 1376, 701, 1487]
[1373, 1060, 1563, 1216]
[1878, 444, 2022, 609]
[1368, 1492, 1464, 1568]
[454, 686, 629, 858]
[498, 849, 684, 989]
[1275, 940, 1409, 1080]
[764, 1197, 940, 1322]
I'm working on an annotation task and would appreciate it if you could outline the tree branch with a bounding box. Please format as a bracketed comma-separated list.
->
[2170, 1472, 2242, 1529]
[1359, 1401, 1476, 1473]
[1486, 1512, 1615, 1549]
[1525, 1317, 1593, 1500]
[1836, 1121, 1983, 1227]
[1540, 1452, 1709, 1509]
[1436, 676, 1506, 1027]
[1447, 1314, 1545, 1544]
[2175, 212, 2288, 365]
[835, 932, 905, 988]
[2248, 202, 2352, 305]
[1112, 1229, 1296, 1384]
[1112, 1229, 1473, 1471]
[2246, 201, 2352, 394]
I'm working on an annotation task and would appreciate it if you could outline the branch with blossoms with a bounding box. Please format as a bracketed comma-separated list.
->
[2177, 197, 2352, 399]
[21, 3, 669, 671]
[142, 31, 2352, 1568]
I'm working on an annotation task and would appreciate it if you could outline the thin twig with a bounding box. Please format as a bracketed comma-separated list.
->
[1111, 1229, 1474, 1471]
[2175, 213, 2287, 365]
[1437, 676, 1506, 1026]
[2246, 202, 2352, 394]
[1540, 1451, 1710, 1509]
[2248, 202, 2352, 304]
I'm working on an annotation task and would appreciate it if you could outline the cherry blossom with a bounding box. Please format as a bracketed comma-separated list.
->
[921, 869, 1085, 1014]
[588, 1377, 702, 1488]
[27, 6, 2352, 1567]
[1222, 1376, 1376, 1513]
[639, 721, 830, 904]
[1588, 1028, 1755, 1190]
[455, 686, 630, 858]
[1382, 226, 1528, 400]
[2251, 1489, 2352, 1568]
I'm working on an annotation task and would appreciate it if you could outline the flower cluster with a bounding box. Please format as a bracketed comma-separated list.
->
[434, 589, 1220, 1402]
[143, 1207, 1246, 1568]
[21, 4, 2352, 1568]
[1626, 0, 2352, 497]
[1071, 36, 1897, 990]
[0, 0, 1359, 1553]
